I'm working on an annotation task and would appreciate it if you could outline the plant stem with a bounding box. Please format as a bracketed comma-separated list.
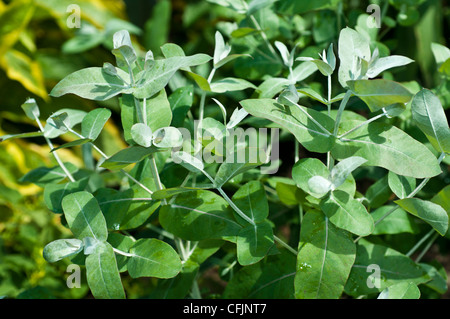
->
[274, 235, 298, 256]
[149, 155, 166, 204]
[333, 90, 352, 136]
[249, 14, 281, 64]
[66, 127, 154, 196]
[35, 119, 75, 182]
[415, 232, 439, 263]
[354, 152, 446, 243]
[406, 228, 434, 257]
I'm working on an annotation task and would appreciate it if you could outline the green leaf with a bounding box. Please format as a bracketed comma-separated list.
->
[51, 138, 93, 152]
[395, 198, 449, 236]
[388, 171, 416, 199]
[294, 210, 356, 299]
[81, 108, 112, 141]
[101, 146, 160, 171]
[43, 239, 84, 263]
[296, 57, 333, 76]
[329, 156, 367, 190]
[345, 239, 429, 296]
[0, 131, 43, 142]
[333, 121, 442, 178]
[96, 186, 159, 231]
[130, 123, 152, 148]
[127, 238, 182, 279]
[237, 221, 274, 266]
[223, 251, 296, 298]
[21, 98, 40, 120]
[172, 151, 206, 175]
[85, 242, 125, 299]
[367, 55, 414, 78]
[151, 187, 203, 200]
[292, 158, 329, 197]
[320, 190, 374, 237]
[231, 181, 269, 225]
[347, 79, 413, 112]
[107, 233, 134, 272]
[168, 86, 194, 127]
[44, 177, 89, 214]
[338, 27, 371, 88]
[152, 127, 183, 148]
[307, 176, 332, 198]
[210, 77, 256, 93]
[133, 54, 212, 99]
[19, 163, 78, 186]
[411, 89, 450, 154]
[62, 191, 108, 241]
[44, 109, 87, 139]
[377, 282, 420, 299]
[372, 205, 419, 235]
[159, 190, 241, 241]
[50, 67, 131, 101]
[111, 30, 137, 69]
[240, 98, 335, 153]
[213, 31, 231, 67]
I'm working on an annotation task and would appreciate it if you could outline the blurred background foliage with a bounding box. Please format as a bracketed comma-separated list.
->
[0, 0, 448, 298]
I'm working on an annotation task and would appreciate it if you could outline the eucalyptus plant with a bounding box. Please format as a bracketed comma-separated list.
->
[4, 1, 450, 300]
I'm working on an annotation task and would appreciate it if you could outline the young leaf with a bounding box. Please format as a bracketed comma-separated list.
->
[411, 89, 450, 154]
[333, 121, 442, 178]
[127, 238, 182, 279]
[240, 99, 335, 153]
[338, 27, 371, 88]
[44, 109, 87, 139]
[85, 242, 126, 299]
[131, 123, 153, 148]
[307, 176, 332, 198]
[329, 156, 367, 190]
[294, 210, 356, 299]
[395, 198, 449, 236]
[21, 98, 40, 120]
[226, 107, 248, 129]
[347, 79, 413, 112]
[320, 190, 374, 237]
[50, 67, 131, 101]
[159, 190, 241, 241]
[62, 191, 108, 241]
[111, 30, 137, 69]
[43, 239, 84, 263]
[81, 108, 111, 141]
[367, 55, 414, 78]
[171, 151, 206, 175]
[213, 31, 231, 67]
[296, 57, 333, 76]
[274, 41, 291, 67]
[152, 127, 183, 148]
[292, 158, 329, 197]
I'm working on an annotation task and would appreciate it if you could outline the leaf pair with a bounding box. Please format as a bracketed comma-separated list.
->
[131, 124, 182, 149]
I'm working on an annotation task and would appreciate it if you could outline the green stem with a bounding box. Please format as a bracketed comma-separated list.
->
[149, 155, 165, 204]
[354, 152, 446, 243]
[274, 235, 298, 256]
[249, 14, 281, 64]
[35, 119, 75, 182]
[415, 232, 439, 263]
[406, 228, 434, 257]
[333, 90, 352, 136]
